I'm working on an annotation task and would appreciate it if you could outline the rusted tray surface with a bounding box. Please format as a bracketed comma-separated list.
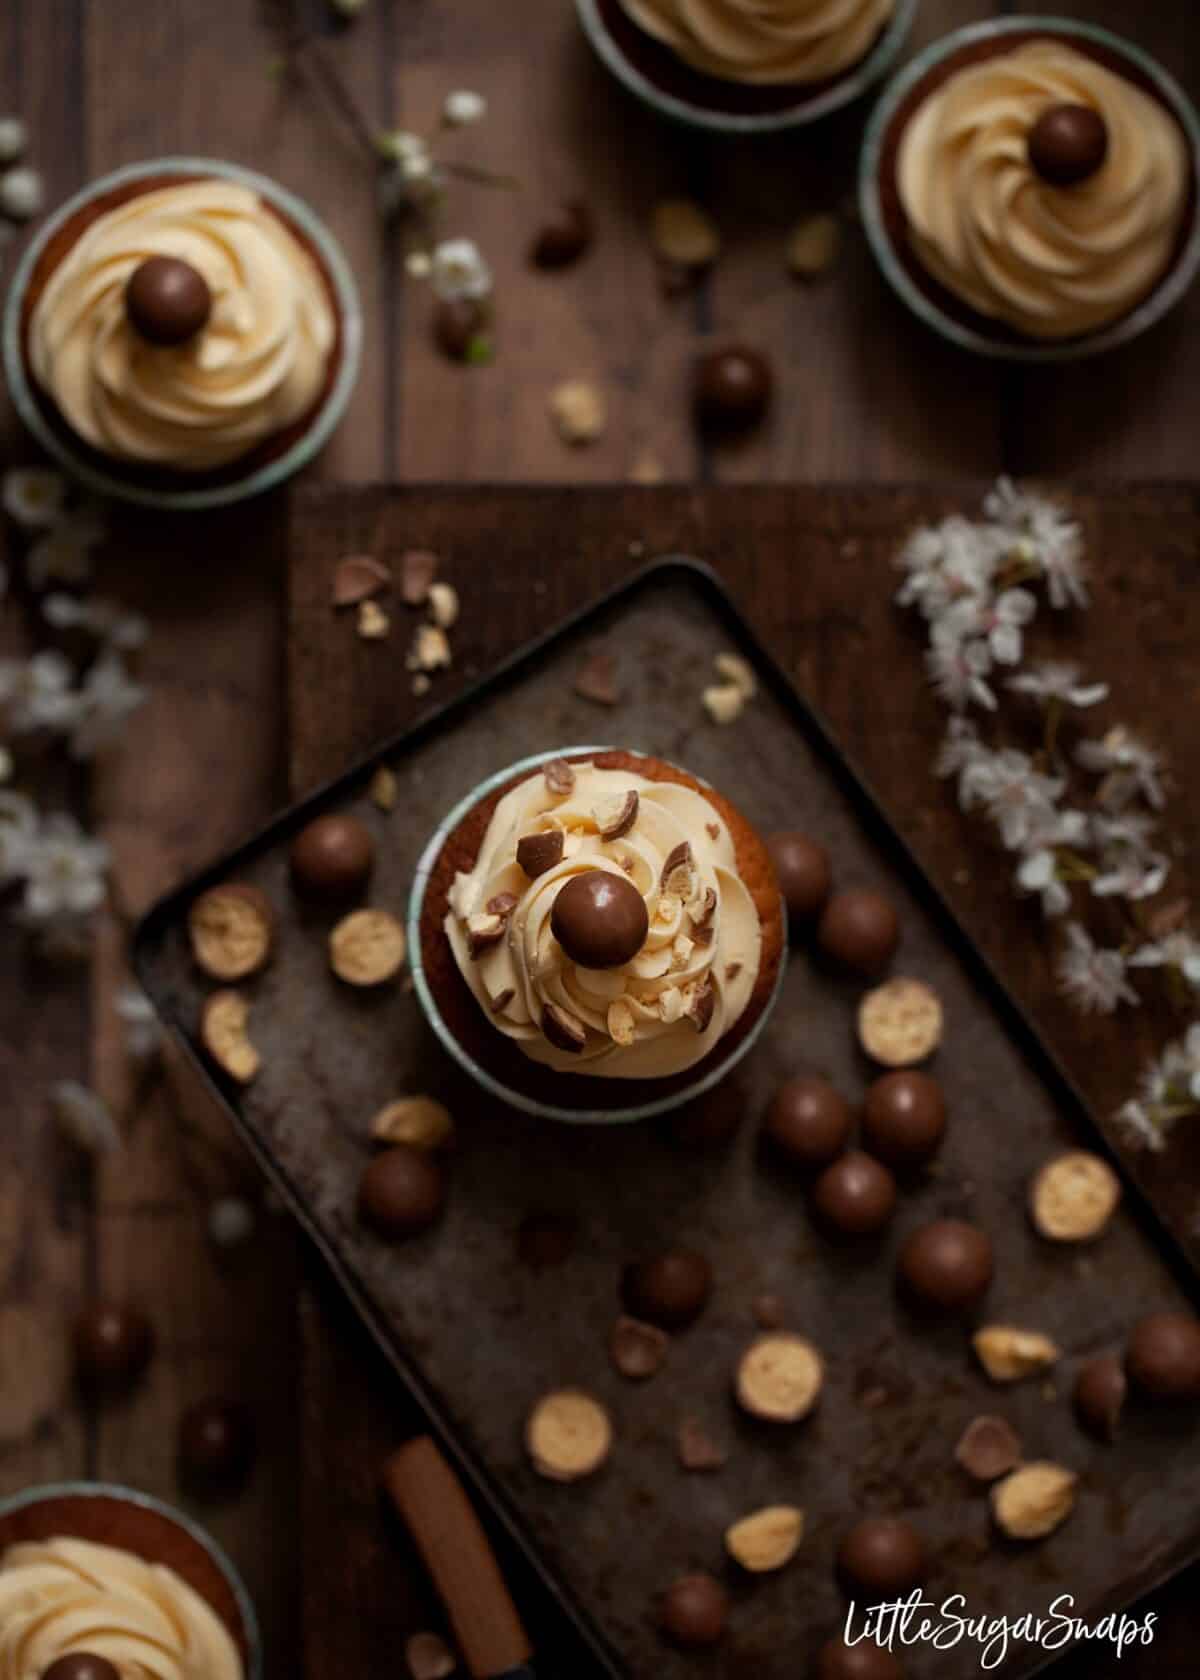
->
[137, 560, 1200, 1679]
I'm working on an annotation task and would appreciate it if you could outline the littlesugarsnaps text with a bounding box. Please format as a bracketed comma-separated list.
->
[844, 1591, 1157, 1670]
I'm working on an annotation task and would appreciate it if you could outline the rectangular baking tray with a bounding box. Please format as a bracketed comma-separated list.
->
[135, 558, 1200, 1679]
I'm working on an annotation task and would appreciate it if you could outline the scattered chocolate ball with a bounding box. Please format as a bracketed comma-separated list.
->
[358, 1145, 446, 1240]
[290, 812, 375, 900]
[1126, 1311, 1200, 1402]
[765, 1076, 852, 1170]
[530, 201, 593, 268]
[73, 1302, 155, 1393]
[622, 1248, 712, 1330]
[811, 1150, 897, 1238]
[1028, 103, 1109, 188]
[658, 1573, 729, 1647]
[954, 1413, 1022, 1482]
[693, 345, 772, 435]
[551, 869, 648, 969]
[817, 889, 899, 976]
[815, 1636, 905, 1680]
[767, 831, 832, 926]
[433, 296, 486, 361]
[125, 255, 212, 345]
[898, 1219, 993, 1314]
[42, 1657, 121, 1680]
[836, 1516, 926, 1599]
[862, 1071, 946, 1167]
[178, 1396, 256, 1489]
[1073, 1354, 1126, 1441]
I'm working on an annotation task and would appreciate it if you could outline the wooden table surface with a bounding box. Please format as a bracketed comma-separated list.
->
[1, 1, 1198, 1676]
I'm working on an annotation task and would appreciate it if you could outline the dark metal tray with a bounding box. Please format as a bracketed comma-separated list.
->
[136, 559, 1200, 1679]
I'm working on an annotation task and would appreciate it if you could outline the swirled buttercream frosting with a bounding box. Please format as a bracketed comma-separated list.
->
[896, 40, 1190, 340]
[445, 759, 763, 1078]
[618, 0, 894, 85]
[29, 179, 336, 469]
[0, 1534, 243, 1679]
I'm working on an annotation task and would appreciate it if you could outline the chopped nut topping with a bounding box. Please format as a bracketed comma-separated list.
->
[786, 214, 840, 280]
[490, 987, 515, 1014]
[661, 841, 695, 897]
[201, 990, 260, 1085]
[409, 623, 451, 671]
[651, 198, 720, 268]
[705, 821, 720, 841]
[357, 599, 390, 640]
[466, 912, 506, 957]
[672, 933, 695, 968]
[370, 1096, 454, 1151]
[400, 549, 439, 606]
[543, 757, 576, 797]
[427, 581, 459, 629]
[973, 1326, 1060, 1383]
[687, 977, 715, 1033]
[702, 682, 745, 725]
[517, 829, 565, 878]
[659, 987, 685, 1024]
[543, 1001, 587, 1053]
[991, 1462, 1078, 1540]
[607, 998, 636, 1046]
[689, 885, 717, 927]
[549, 379, 606, 445]
[593, 789, 639, 841]
[333, 554, 390, 607]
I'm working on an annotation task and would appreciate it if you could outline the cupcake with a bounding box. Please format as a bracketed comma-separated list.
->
[3, 158, 361, 508]
[861, 19, 1200, 360]
[576, 0, 917, 132]
[0, 1482, 259, 1677]
[410, 749, 786, 1123]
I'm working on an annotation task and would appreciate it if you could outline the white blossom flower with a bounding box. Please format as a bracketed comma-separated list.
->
[1091, 843, 1169, 903]
[0, 164, 43, 219]
[430, 237, 492, 302]
[983, 477, 1087, 609]
[0, 789, 38, 881]
[962, 587, 1037, 666]
[443, 89, 486, 127]
[116, 986, 161, 1062]
[377, 129, 428, 167]
[1056, 921, 1138, 1014]
[1006, 661, 1108, 709]
[1014, 807, 1088, 917]
[68, 651, 148, 759]
[1128, 931, 1200, 987]
[967, 748, 1065, 849]
[933, 717, 991, 806]
[51, 1080, 120, 1155]
[2, 466, 67, 528]
[924, 623, 996, 712]
[894, 517, 998, 620]
[1076, 727, 1165, 811]
[43, 594, 148, 652]
[0, 650, 80, 734]
[1114, 1099, 1168, 1153]
[0, 117, 26, 163]
[22, 812, 109, 921]
[26, 513, 103, 590]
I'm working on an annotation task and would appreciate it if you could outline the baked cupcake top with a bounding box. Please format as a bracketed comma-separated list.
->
[896, 40, 1189, 340]
[29, 179, 336, 471]
[0, 1534, 243, 1678]
[445, 758, 762, 1079]
[617, 0, 893, 85]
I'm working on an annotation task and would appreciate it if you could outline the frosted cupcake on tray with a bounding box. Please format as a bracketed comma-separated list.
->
[860, 18, 1200, 360]
[409, 749, 786, 1123]
[576, 0, 918, 132]
[3, 158, 361, 508]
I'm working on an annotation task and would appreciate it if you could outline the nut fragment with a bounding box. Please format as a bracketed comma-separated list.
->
[543, 1001, 587, 1053]
[735, 1333, 824, 1422]
[465, 912, 506, 957]
[714, 651, 757, 699]
[575, 650, 620, 706]
[973, 1326, 1060, 1383]
[368, 766, 398, 811]
[786, 214, 840, 279]
[550, 379, 606, 445]
[487, 892, 518, 918]
[955, 1414, 1022, 1482]
[189, 883, 274, 981]
[329, 909, 407, 986]
[1029, 1151, 1121, 1242]
[686, 977, 715, 1034]
[370, 1096, 454, 1151]
[678, 1416, 726, 1471]
[400, 549, 439, 606]
[651, 198, 719, 268]
[517, 828, 565, 878]
[991, 1462, 1078, 1540]
[543, 757, 577, 797]
[405, 1631, 456, 1680]
[661, 841, 694, 896]
[409, 623, 451, 671]
[702, 682, 745, 725]
[858, 978, 943, 1067]
[357, 599, 391, 640]
[333, 553, 390, 606]
[427, 581, 459, 629]
[609, 1315, 669, 1380]
[594, 790, 639, 841]
[725, 1505, 804, 1573]
[201, 991, 260, 1084]
[526, 1389, 612, 1481]
[607, 998, 635, 1046]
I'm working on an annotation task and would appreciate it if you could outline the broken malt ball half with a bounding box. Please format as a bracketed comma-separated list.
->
[201, 990, 260, 1085]
[1029, 1151, 1121, 1242]
[735, 1333, 824, 1423]
[329, 908, 407, 986]
[525, 1389, 613, 1482]
[857, 977, 943, 1067]
[990, 1462, 1078, 1540]
[725, 1505, 805, 1573]
[188, 883, 274, 981]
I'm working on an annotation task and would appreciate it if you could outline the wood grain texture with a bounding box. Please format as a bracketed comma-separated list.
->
[289, 483, 1200, 1678]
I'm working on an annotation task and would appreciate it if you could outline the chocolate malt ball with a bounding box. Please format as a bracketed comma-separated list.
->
[898, 1219, 993, 1314]
[125, 255, 211, 345]
[862, 1072, 946, 1167]
[767, 831, 832, 925]
[659, 1573, 729, 1647]
[811, 1151, 897, 1238]
[358, 1146, 447, 1240]
[836, 1516, 927, 1599]
[73, 1302, 155, 1393]
[818, 889, 899, 976]
[1126, 1312, 1200, 1402]
[290, 812, 375, 899]
[765, 1076, 852, 1170]
[622, 1249, 712, 1330]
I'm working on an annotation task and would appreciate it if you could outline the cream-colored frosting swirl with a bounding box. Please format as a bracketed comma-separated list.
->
[618, 0, 893, 85]
[0, 1535, 243, 1679]
[897, 41, 1190, 340]
[30, 180, 336, 469]
[445, 760, 762, 1079]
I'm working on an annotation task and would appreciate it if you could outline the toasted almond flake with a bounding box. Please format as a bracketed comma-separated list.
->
[651, 198, 719, 268]
[786, 214, 840, 279]
[357, 599, 391, 640]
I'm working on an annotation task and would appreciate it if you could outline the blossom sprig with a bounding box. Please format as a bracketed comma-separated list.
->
[1115, 1024, 1200, 1154]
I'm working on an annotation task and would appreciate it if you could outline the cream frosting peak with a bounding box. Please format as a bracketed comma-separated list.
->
[619, 0, 894, 86]
[445, 760, 763, 1079]
[897, 40, 1190, 340]
[30, 179, 336, 469]
[0, 1534, 244, 1679]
